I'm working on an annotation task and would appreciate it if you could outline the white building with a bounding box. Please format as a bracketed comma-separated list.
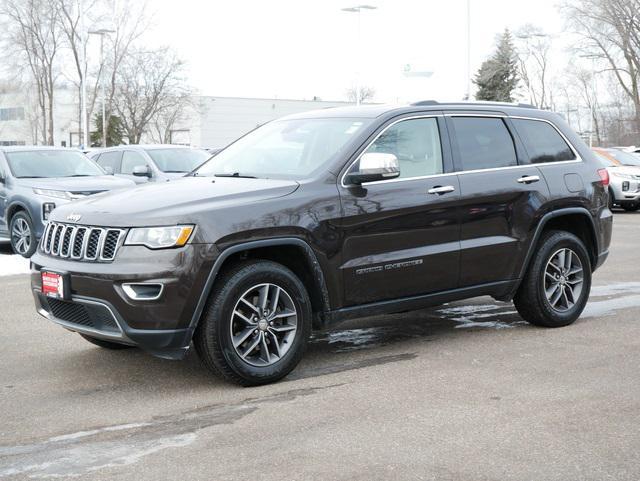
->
[0, 86, 352, 149]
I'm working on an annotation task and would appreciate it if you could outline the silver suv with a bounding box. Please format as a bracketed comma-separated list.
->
[593, 147, 640, 212]
[0, 147, 134, 257]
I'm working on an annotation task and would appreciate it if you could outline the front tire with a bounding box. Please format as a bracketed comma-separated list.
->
[10, 211, 37, 258]
[514, 231, 591, 328]
[194, 260, 312, 386]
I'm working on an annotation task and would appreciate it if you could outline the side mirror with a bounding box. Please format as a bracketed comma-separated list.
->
[103, 166, 114, 175]
[132, 165, 151, 177]
[345, 153, 400, 185]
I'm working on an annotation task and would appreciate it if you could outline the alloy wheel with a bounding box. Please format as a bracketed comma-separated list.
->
[229, 283, 298, 367]
[11, 218, 31, 255]
[543, 248, 584, 312]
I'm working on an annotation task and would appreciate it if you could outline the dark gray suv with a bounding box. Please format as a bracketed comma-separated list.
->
[0, 147, 134, 257]
[30, 102, 613, 386]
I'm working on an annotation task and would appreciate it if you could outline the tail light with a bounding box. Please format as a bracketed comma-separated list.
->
[597, 168, 610, 186]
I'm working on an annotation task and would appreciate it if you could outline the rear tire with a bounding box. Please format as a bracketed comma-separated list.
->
[10, 211, 37, 258]
[79, 334, 134, 350]
[514, 230, 591, 328]
[194, 260, 312, 386]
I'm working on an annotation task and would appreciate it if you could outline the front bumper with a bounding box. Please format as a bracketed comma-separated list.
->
[31, 243, 219, 359]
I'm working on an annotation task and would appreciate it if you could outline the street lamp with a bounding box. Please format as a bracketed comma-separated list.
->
[580, 53, 605, 148]
[341, 4, 377, 106]
[89, 28, 115, 148]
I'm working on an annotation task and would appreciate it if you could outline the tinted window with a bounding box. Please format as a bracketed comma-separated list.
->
[513, 119, 576, 164]
[363, 117, 443, 178]
[96, 151, 122, 173]
[6, 150, 104, 178]
[452, 117, 517, 170]
[121, 151, 148, 174]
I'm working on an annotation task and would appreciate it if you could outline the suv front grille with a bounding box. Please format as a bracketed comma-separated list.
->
[41, 222, 126, 262]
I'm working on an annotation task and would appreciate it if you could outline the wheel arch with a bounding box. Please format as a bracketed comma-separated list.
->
[189, 238, 331, 333]
[519, 208, 598, 280]
[6, 200, 30, 224]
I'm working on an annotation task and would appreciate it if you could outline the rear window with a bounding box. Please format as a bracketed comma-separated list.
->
[451, 117, 517, 171]
[513, 119, 576, 164]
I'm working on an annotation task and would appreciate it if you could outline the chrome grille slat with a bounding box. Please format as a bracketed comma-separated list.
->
[40, 222, 126, 262]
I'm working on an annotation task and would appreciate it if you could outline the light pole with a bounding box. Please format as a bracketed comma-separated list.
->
[88, 28, 115, 147]
[341, 4, 377, 106]
[465, 0, 470, 100]
[580, 53, 604, 148]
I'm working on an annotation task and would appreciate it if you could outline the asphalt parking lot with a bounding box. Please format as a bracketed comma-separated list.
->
[1, 213, 639, 481]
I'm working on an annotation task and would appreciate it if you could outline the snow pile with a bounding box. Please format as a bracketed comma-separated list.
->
[0, 254, 30, 276]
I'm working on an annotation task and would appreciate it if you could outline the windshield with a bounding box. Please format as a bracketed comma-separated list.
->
[146, 148, 211, 173]
[195, 118, 370, 179]
[6, 150, 105, 178]
[606, 149, 640, 167]
[593, 151, 616, 167]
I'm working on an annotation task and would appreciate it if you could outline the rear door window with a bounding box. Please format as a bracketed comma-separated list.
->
[451, 117, 518, 171]
[96, 151, 122, 173]
[512, 118, 576, 164]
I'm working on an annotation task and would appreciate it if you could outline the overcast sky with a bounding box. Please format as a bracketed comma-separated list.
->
[147, 0, 568, 103]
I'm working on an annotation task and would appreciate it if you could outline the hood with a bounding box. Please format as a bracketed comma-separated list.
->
[50, 176, 300, 227]
[609, 165, 640, 177]
[18, 175, 135, 193]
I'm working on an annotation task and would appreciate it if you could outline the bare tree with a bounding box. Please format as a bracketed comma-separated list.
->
[113, 47, 188, 144]
[562, 0, 640, 134]
[515, 24, 553, 108]
[1, 0, 61, 144]
[346, 86, 375, 104]
[148, 92, 194, 144]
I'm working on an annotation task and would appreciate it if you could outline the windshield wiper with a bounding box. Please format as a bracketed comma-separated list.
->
[163, 170, 188, 173]
[17, 175, 47, 178]
[214, 172, 257, 179]
[68, 174, 92, 177]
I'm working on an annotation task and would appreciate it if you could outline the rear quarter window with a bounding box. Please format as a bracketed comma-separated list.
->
[513, 118, 576, 164]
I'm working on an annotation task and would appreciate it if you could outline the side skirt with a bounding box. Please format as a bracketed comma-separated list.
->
[321, 280, 520, 327]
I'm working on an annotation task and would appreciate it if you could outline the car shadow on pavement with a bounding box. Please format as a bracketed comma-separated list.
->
[48, 300, 527, 390]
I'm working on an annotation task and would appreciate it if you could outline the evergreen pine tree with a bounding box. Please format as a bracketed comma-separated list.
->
[90, 114, 125, 147]
[474, 29, 519, 102]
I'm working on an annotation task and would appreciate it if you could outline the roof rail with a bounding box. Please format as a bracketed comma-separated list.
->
[410, 100, 539, 109]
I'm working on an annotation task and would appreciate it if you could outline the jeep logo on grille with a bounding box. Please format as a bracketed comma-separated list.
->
[66, 213, 82, 222]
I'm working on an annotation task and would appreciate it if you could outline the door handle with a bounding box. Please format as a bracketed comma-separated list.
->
[428, 185, 456, 195]
[517, 175, 540, 184]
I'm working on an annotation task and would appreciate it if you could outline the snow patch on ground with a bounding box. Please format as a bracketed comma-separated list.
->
[0, 254, 30, 276]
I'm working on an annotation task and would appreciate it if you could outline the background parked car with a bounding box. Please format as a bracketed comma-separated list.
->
[0, 147, 135, 257]
[89, 145, 212, 184]
[593, 147, 640, 211]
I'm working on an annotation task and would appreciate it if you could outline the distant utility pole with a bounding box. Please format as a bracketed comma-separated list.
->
[79, 0, 88, 148]
[89, 28, 115, 147]
[580, 53, 604, 148]
[465, 0, 470, 100]
[341, 4, 377, 106]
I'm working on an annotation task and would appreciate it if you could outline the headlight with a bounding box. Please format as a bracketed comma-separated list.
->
[125, 225, 195, 249]
[611, 171, 634, 180]
[33, 188, 72, 200]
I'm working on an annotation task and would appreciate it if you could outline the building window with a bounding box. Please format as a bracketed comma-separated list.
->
[0, 108, 25, 121]
[0, 140, 26, 146]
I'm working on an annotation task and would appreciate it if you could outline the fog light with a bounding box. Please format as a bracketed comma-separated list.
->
[42, 203, 56, 220]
